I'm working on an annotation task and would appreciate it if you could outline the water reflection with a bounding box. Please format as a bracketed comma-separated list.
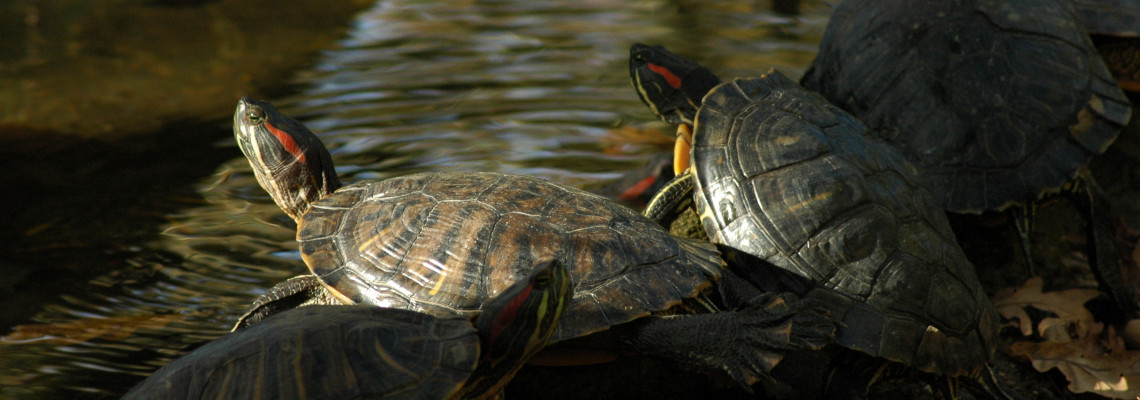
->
[0, 0, 829, 397]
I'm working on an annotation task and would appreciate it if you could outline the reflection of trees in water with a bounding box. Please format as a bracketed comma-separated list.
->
[0, 0, 368, 138]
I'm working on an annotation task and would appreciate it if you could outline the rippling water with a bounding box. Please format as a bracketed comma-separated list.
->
[0, 1, 830, 398]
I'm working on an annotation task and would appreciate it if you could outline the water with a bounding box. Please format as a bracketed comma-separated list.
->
[0, 0, 831, 398]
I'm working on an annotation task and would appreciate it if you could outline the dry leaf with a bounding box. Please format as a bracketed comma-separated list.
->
[991, 277, 1100, 340]
[1011, 331, 1140, 399]
[998, 277, 1140, 398]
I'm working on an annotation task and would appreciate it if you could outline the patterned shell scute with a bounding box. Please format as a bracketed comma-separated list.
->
[691, 73, 998, 375]
[298, 172, 723, 343]
[801, 0, 1132, 213]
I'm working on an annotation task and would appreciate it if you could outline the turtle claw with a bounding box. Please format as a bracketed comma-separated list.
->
[720, 292, 836, 387]
[614, 292, 836, 391]
[742, 292, 836, 351]
[233, 275, 343, 331]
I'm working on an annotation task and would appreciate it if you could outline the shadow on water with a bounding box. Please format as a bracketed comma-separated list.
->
[0, 120, 238, 331]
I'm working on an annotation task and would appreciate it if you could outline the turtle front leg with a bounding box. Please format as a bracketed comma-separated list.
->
[612, 292, 835, 391]
[233, 274, 344, 331]
[642, 170, 695, 228]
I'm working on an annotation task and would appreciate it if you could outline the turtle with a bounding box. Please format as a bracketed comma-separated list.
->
[229, 96, 835, 389]
[629, 44, 1000, 380]
[798, 0, 1136, 315]
[122, 260, 573, 400]
[1075, 0, 1140, 92]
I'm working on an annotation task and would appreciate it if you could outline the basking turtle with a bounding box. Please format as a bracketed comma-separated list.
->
[123, 261, 573, 400]
[230, 97, 834, 388]
[1075, 0, 1140, 92]
[799, 0, 1135, 314]
[630, 44, 999, 377]
[800, 0, 1131, 214]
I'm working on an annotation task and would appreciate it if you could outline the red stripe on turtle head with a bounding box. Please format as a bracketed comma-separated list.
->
[647, 62, 683, 89]
[486, 284, 534, 356]
[618, 175, 657, 203]
[265, 121, 308, 164]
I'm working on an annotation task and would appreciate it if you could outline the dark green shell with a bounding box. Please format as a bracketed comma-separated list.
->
[298, 171, 722, 343]
[691, 72, 998, 375]
[1075, 0, 1140, 37]
[801, 0, 1131, 213]
[122, 306, 477, 400]
[1075, 0, 1140, 92]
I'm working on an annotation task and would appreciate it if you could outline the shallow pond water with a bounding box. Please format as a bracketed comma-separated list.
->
[0, 0, 832, 398]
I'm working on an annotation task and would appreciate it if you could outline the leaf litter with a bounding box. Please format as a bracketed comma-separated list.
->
[994, 276, 1140, 398]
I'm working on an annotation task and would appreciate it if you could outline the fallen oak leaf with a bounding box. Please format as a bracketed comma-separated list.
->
[998, 300, 1035, 337]
[1039, 317, 1077, 343]
[1010, 337, 1140, 399]
[991, 277, 1100, 340]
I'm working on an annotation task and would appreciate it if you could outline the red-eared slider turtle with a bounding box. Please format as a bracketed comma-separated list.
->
[799, 0, 1136, 315]
[1075, 0, 1140, 92]
[230, 97, 834, 388]
[630, 44, 1000, 377]
[123, 261, 573, 400]
[800, 0, 1131, 214]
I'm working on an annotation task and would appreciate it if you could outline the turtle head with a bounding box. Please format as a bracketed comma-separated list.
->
[460, 260, 574, 398]
[233, 97, 342, 222]
[629, 43, 721, 125]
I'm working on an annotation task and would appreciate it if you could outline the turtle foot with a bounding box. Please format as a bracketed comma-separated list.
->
[724, 292, 836, 383]
[614, 292, 836, 391]
[233, 274, 343, 331]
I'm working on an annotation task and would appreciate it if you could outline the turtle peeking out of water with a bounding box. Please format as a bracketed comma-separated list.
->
[228, 96, 836, 391]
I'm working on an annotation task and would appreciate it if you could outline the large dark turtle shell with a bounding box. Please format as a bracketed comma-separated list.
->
[1075, 0, 1140, 92]
[691, 72, 998, 375]
[298, 171, 722, 343]
[1075, 0, 1140, 38]
[122, 305, 478, 400]
[800, 0, 1132, 213]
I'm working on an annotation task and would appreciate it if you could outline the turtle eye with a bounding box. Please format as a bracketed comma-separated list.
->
[532, 268, 553, 288]
[245, 107, 266, 125]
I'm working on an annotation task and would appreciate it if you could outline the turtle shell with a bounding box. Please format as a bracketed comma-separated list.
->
[1075, 0, 1140, 92]
[800, 0, 1132, 213]
[1075, 0, 1140, 37]
[691, 72, 998, 375]
[298, 171, 722, 343]
[122, 305, 478, 400]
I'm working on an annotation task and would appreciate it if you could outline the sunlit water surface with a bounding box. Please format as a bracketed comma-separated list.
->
[0, 0, 829, 398]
